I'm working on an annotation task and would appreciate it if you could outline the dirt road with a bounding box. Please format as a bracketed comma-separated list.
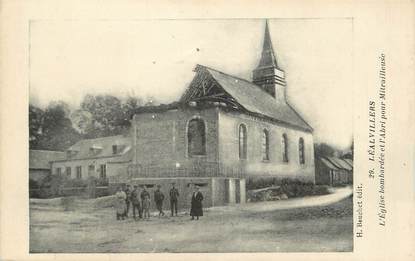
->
[30, 188, 353, 253]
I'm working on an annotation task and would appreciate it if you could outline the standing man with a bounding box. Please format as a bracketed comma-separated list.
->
[190, 185, 204, 220]
[130, 185, 142, 220]
[154, 185, 165, 217]
[140, 185, 150, 213]
[124, 184, 132, 218]
[169, 183, 180, 216]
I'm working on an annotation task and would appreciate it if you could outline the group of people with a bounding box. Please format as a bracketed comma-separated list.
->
[114, 183, 204, 221]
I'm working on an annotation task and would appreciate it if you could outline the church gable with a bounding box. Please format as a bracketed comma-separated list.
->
[180, 65, 243, 110]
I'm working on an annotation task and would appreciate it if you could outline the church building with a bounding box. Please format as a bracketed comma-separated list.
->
[111, 21, 315, 209]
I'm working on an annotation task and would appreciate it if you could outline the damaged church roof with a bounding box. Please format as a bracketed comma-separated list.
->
[133, 64, 313, 132]
[192, 65, 313, 132]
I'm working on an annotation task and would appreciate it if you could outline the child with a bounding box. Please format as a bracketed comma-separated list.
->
[142, 194, 151, 220]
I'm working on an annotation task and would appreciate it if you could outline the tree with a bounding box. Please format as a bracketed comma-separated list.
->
[121, 95, 144, 128]
[70, 109, 93, 135]
[314, 143, 337, 158]
[341, 140, 354, 159]
[29, 104, 44, 149]
[80, 94, 125, 137]
[36, 101, 82, 150]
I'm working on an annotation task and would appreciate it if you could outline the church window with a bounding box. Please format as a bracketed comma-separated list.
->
[262, 129, 269, 161]
[282, 134, 288, 162]
[239, 124, 247, 159]
[187, 118, 206, 156]
[299, 137, 305, 164]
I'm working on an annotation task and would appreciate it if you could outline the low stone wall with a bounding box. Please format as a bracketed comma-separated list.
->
[29, 186, 110, 199]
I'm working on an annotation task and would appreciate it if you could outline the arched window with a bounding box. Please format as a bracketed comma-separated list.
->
[239, 124, 247, 159]
[299, 137, 305, 164]
[187, 118, 206, 156]
[282, 134, 288, 162]
[262, 129, 269, 161]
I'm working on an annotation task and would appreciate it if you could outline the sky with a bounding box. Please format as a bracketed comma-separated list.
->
[29, 19, 353, 149]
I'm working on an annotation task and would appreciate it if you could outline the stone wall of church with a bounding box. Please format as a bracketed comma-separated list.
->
[217, 110, 315, 183]
[131, 107, 219, 174]
[131, 106, 314, 183]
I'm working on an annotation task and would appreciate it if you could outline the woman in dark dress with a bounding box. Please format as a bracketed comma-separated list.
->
[190, 186, 203, 220]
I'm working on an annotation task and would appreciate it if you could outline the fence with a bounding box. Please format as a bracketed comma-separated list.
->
[108, 162, 245, 182]
[108, 162, 245, 184]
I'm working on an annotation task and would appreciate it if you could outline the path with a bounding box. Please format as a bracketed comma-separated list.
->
[210, 186, 353, 213]
[30, 186, 353, 252]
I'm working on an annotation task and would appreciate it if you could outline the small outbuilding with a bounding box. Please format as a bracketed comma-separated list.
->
[315, 156, 353, 186]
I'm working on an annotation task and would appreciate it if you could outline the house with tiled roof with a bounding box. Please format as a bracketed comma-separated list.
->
[119, 21, 315, 208]
[50, 135, 132, 183]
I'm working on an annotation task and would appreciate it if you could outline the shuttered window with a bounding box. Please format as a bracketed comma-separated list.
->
[66, 167, 71, 178]
[100, 164, 107, 179]
[76, 166, 82, 179]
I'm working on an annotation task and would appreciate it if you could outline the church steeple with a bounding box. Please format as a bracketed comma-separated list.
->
[257, 20, 278, 68]
[253, 20, 287, 102]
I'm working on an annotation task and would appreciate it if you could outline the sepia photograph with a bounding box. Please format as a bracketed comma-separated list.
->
[28, 18, 354, 253]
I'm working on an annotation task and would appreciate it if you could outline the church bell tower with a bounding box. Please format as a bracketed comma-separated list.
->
[253, 21, 287, 102]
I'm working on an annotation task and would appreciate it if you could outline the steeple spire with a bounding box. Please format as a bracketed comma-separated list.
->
[258, 20, 278, 68]
[252, 20, 287, 102]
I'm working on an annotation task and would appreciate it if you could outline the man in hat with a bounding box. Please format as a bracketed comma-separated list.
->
[130, 185, 142, 220]
[123, 184, 132, 218]
[154, 184, 165, 217]
[140, 185, 150, 209]
[169, 183, 180, 216]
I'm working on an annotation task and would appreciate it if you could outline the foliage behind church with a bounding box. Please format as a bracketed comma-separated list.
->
[29, 95, 156, 151]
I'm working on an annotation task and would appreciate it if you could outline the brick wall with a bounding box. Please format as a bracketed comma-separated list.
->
[218, 110, 315, 182]
[131, 106, 315, 183]
[132, 107, 219, 175]
[111, 177, 243, 211]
